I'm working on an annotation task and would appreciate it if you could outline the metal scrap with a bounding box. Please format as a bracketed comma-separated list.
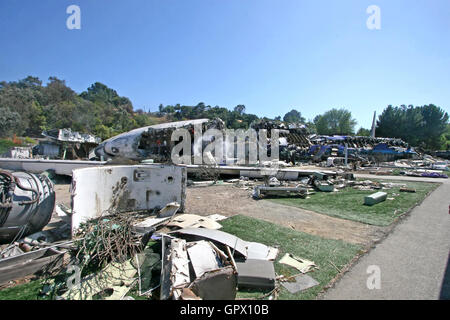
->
[279, 253, 317, 273]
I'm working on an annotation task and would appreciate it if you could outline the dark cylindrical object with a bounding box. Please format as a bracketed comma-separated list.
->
[0, 171, 55, 244]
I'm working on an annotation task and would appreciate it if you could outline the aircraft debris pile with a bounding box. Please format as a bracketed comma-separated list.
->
[94, 118, 225, 162]
[32, 128, 102, 160]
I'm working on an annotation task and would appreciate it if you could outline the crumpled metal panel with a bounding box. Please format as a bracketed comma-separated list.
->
[172, 228, 277, 260]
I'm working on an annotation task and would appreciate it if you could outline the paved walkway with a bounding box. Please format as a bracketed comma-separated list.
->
[323, 175, 450, 300]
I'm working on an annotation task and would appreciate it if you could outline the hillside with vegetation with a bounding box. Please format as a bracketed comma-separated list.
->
[0, 76, 448, 150]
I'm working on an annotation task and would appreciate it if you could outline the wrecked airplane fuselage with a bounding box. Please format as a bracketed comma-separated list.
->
[0, 170, 55, 244]
[94, 118, 225, 162]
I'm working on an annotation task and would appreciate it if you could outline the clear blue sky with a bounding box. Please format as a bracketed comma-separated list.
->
[1, 0, 449, 129]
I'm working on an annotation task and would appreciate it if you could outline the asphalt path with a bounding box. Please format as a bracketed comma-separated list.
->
[323, 175, 450, 300]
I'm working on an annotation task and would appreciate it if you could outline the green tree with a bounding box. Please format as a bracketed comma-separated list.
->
[314, 108, 357, 135]
[283, 109, 305, 124]
[0, 107, 21, 137]
[234, 104, 246, 115]
[376, 104, 449, 149]
[356, 127, 371, 136]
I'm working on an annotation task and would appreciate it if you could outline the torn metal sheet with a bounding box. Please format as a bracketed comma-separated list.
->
[247, 242, 279, 261]
[71, 164, 186, 233]
[0, 244, 67, 285]
[279, 253, 316, 273]
[167, 214, 222, 230]
[169, 238, 191, 300]
[189, 265, 237, 300]
[281, 274, 319, 294]
[132, 216, 171, 234]
[23, 222, 71, 244]
[56, 203, 72, 217]
[160, 235, 173, 300]
[0, 245, 24, 259]
[172, 228, 277, 260]
[171, 228, 249, 258]
[187, 240, 222, 278]
[160, 236, 190, 300]
[158, 202, 180, 218]
[43, 128, 101, 144]
[235, 259, 276, 290]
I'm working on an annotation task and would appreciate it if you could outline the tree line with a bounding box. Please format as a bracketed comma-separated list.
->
[0, 76, 448, 150]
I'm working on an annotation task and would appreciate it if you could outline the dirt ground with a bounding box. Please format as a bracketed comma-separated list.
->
[53, 184, 72, 207]
[184, 185, 386, 246]
[52, 183, 386, 246]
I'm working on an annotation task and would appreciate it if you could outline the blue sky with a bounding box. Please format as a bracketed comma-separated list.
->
[0, 0, 449, 129]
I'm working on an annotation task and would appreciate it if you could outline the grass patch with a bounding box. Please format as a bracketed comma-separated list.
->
[0, 279, 47, 300]
[268, 180, 439, 226]
[220, 215, 362, 300]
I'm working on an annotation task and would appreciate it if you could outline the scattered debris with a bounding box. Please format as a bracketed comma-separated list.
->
[132, 216, 171, 234]
[35, 128, 101, 160]
[0, 243, 69, 285]
[157, 202, 180, 218]
[167, 214, 222, 230]
[279, 254, 317, 273]
[2, 117, 442, 300]
[312, 179, 335, 192]
[253, 185, 307, 199]
[206, 214, 228, 222]
[1, 147, 32, 159]
[173, 228, 278, 261]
